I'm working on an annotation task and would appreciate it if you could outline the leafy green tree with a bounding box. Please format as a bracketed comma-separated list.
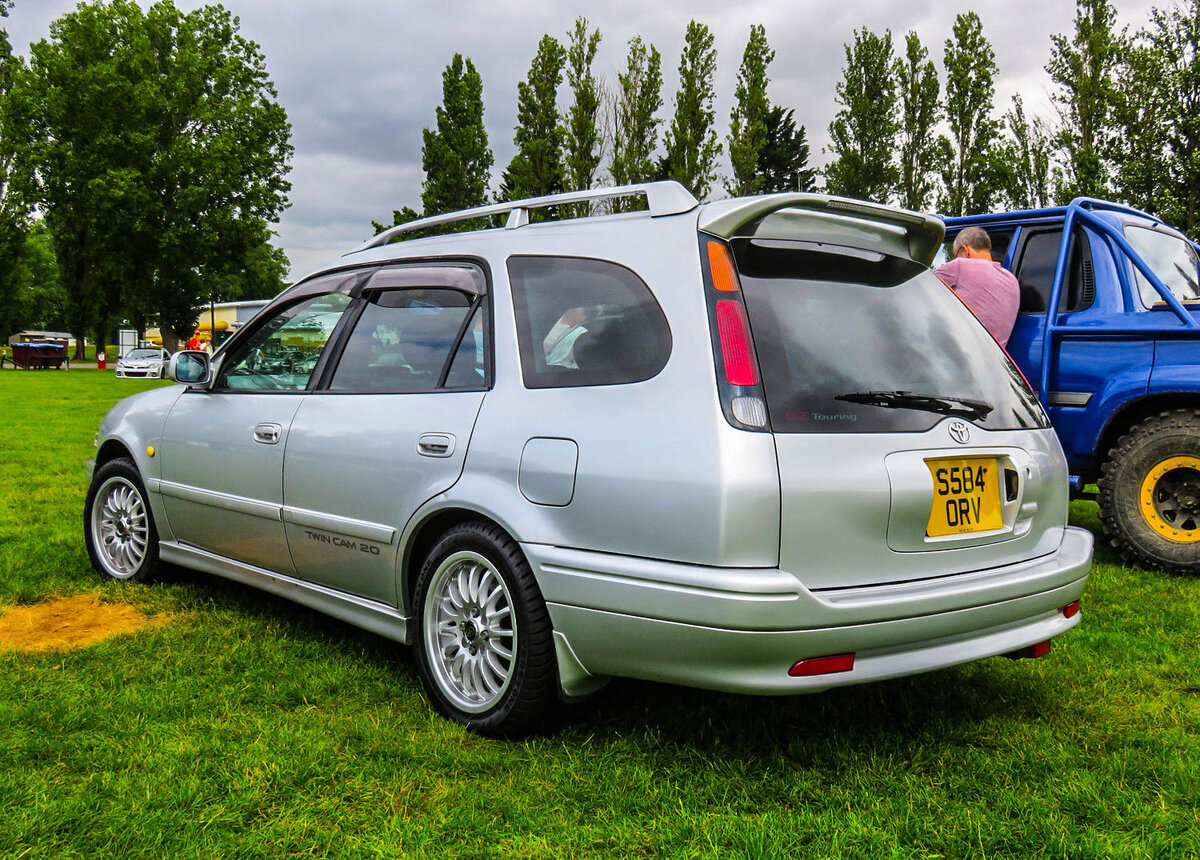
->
[12, 1, 147, 356]
[5, 223, 64, 334]
[824, 28, 898, 202]
[609, 36, 662, 210]
[0, 0, 30, 340]
[726, 24, 774, 197]
[941, 12, 1002, 216]
[13, 0, 292, 353]
[662, 21, 721, 200]
[997, 95, 1054, 210]
[422, 54, 492, 217]
[563, 16, 603, 208]
[1113, 1, 1200, 234]
[1048, 0, 1123, 201]
[758, 106, 815, 193]
[501, 34, 566, 205]
[895, 31, 941, 210]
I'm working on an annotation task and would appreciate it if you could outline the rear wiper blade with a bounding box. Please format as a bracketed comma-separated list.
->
[834, 390, 994, 420]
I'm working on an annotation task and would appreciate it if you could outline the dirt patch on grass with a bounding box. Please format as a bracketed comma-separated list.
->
[0, 595, 170, 653]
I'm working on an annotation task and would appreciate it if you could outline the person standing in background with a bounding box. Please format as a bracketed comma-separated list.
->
[936, 226, 1020, 347]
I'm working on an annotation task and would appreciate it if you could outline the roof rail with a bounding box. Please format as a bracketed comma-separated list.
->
[353, 181, 699, 253]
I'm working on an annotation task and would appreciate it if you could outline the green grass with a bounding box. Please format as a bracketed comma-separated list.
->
[1, 371, 1198, 858]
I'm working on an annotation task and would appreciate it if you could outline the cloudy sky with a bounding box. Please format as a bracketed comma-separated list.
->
[7, 0, 1159, 282]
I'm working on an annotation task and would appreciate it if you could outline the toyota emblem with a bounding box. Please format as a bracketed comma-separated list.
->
[948, 421, 971, 444]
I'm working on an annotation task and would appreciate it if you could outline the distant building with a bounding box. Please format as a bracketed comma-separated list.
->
[145, 300, 270, 347]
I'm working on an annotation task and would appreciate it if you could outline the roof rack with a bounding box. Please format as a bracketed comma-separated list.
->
[353, 181, 699, 253]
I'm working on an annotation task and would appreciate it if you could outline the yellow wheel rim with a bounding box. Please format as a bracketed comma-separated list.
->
[1139, 456, 1200, 543]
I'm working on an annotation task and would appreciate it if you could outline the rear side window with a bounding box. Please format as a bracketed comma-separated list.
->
[1014, 228, 1093, 314]
[329, 289, 482, 392]
[508, 256, 671, 388]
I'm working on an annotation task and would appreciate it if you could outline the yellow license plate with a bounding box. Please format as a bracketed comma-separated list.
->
[926, 457, 1003, 536]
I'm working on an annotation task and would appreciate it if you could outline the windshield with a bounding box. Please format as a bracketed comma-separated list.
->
[1125, 225, 1200, 307]
[125, 349, 161, 360]
[733, 238, 1048, 433]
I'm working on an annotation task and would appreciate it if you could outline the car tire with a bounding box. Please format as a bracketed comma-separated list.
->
[1099, 408, 1200, 574]
[84, 457, 163, 583]
[412, 520, 559, 736]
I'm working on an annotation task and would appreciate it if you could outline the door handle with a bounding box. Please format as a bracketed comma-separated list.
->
[417, 433, 455, 458]
[254, 423, 282, 445]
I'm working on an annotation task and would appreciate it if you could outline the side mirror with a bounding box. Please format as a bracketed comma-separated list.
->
[168, 350, 211, 385]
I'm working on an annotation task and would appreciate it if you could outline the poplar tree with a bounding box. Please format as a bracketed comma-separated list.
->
[422, 53, 492, 217]
[609, 36, 662, 210]
[997, 95, 1054, 210]
[1048, 0, 1122, 201]
[758, 106, 815, 193]
[824, 28, 898, 203]
[726, 24, 774, 196]
[562, 17, 602, 213]
[1113, 1, 1200, 233]
[941, 12, 1001, 216]
[662, 20, 721, 200]
[501, 34, 566, 204]
[895, 31, 941, 211]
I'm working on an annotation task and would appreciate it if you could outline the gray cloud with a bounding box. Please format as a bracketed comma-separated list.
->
[7, 0, 1158, 282]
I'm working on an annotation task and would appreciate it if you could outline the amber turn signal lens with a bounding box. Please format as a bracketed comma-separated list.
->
[707, 241, 740, 292]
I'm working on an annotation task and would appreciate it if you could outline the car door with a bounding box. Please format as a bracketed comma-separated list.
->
[1007, 225, 1152, 466]
[281, 264, 490, 603]
[158, 278, 356, 574]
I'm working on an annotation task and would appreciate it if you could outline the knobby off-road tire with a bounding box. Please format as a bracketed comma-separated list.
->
[413, 520, 559, 737]
[1099, 408, 1200, 574]
[84, 457, 164, 583]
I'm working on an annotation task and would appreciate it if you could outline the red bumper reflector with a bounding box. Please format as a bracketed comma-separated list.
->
[789, 653, 855, 677]
[1030, 640, 1052, 658]
[1061, 600, 1081, 618]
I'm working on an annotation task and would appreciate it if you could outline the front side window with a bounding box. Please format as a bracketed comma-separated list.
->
[508, 256, 671, 388]
[734, 238, 1047, 433]
[216, 292, 352, 391]
[329, 289, 482, 392]
[1125, 225, 1200, 308]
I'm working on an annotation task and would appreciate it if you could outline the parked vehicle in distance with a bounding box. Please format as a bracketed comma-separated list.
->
[85, 183, 1092, 735]
[114, 347, 171, 379]
[943, 199, 1200, 573]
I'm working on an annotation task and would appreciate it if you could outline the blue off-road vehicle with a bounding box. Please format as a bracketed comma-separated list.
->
[944, 199, 1200, 573]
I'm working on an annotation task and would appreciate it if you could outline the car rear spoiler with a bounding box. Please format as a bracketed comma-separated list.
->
[698, 194, 945, 265]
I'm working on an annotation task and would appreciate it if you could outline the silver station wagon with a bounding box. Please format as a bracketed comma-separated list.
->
[85, 182, 1093, 735]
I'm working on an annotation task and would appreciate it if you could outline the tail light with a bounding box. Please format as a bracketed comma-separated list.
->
[1061, 600, 1081, 618]
[700, 237, 768, 430]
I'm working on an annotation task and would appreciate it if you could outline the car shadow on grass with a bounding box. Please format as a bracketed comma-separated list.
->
[160, 563, 1064, 760]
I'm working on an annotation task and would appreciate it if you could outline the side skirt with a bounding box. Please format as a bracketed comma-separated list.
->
[159, 540, 411, 645]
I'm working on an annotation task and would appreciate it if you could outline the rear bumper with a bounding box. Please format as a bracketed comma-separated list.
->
[525, 526, 1092, 695]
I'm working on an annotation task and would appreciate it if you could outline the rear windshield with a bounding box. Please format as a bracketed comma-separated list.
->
[733, 238, 1047, 433]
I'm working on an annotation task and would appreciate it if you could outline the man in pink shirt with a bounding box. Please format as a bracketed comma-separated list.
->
[936, 227, 1020, 347]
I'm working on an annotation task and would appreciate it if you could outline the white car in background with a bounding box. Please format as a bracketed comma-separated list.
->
[114, 347, 171, 379]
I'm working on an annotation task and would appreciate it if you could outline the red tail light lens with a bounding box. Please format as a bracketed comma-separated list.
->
[715, 300, 758, 386]
[789, 653, 855, 677]
[1061, 600, 1081, 618]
